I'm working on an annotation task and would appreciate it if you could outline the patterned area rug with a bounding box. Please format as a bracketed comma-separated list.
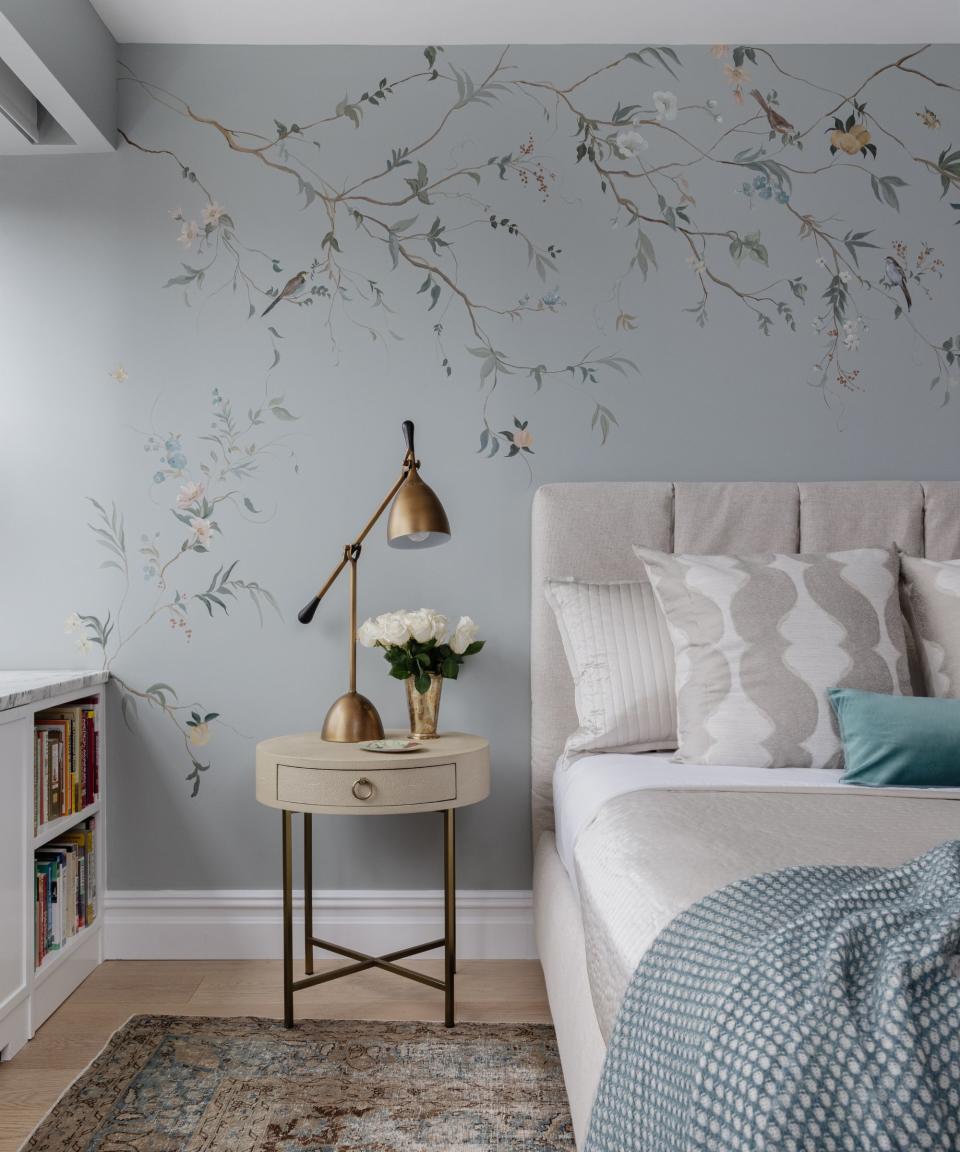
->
[21, 1015, 574, 1150]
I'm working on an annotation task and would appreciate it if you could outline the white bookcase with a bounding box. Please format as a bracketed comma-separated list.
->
[0, 671, 107, 1061]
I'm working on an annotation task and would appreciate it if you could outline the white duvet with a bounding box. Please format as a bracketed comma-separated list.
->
[555, 753, 960, 1040]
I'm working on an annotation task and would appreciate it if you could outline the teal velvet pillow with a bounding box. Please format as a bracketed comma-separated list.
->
[829, 688, 960, 787]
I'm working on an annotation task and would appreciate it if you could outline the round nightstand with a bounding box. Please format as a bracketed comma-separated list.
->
[256, 731, 490, 1028]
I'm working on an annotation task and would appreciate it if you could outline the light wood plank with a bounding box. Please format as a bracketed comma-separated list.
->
[0, 958, 550, 1151]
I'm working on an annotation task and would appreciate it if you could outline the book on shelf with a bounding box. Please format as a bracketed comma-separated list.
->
[34, 699, 99, 833]
[34, 815, 97, 968]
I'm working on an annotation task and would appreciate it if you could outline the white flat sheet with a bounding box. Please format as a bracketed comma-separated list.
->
[553, 751, 960, 885]
[554, 752, 960, 1041]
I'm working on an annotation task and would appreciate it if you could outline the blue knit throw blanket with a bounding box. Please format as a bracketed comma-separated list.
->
[586, 840, 960, 1152]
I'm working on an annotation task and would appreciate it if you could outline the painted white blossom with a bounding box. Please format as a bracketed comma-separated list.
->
[686, 254, 706, 273]
[64, 612, 83, 635]
[177, 220, 199, 248]
[76, 635, 91, 653]
[842, 319, 861, 351]
[176, 480, 206, 510]
[652, 91, 678, 121]
[614, 128, 649, 158]
[450, 616, 480, 655]
[109, 364, 129, 383]
[190, 516, 212, 546]
[202, 200, 226, 227]
[838, 269, 851, 283]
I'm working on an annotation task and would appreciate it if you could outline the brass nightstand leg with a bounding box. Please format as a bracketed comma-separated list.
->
[282, 810, 294, 1028]
[303, 813, 314, 976]
[443, 807, 456, 1027]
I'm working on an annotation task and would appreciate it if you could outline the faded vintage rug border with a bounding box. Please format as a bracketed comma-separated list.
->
[19, 1014, 574, 1151]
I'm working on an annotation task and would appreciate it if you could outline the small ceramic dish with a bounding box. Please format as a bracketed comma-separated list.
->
[359, 738, 424, 754]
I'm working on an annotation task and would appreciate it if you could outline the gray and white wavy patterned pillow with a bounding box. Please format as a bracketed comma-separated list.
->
[900, 554, 960, 697]
[633, 546, 912, 770]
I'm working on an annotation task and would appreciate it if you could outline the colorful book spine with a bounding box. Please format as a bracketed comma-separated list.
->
[34, 816, 97, 969]
[34, 700, 100, 833]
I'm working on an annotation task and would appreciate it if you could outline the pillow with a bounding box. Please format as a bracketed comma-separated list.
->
[633, 546, 912, 770]
[899, 554, 960, 698]
[830, 688, 960, 787]
[545, 579, 677, 760]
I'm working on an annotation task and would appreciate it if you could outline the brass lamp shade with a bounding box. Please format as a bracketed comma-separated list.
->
[387, 469, 451, 549]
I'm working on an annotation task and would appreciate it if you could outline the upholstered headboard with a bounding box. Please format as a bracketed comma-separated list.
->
[530, 481, 960, 846]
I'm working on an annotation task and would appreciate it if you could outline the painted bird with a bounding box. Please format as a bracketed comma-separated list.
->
[261, 271, 307, 317]
[750, 89, 794, 135]
[883, 256, 912, 311]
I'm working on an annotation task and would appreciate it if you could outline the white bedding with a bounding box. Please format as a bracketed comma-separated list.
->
[555, 753, 960, 1041]
[554, 751, 960, 885]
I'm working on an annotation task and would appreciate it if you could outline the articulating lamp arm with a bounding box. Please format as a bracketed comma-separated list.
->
[297, 427, 417, 625]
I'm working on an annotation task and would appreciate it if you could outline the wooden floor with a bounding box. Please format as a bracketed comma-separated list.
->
[0, 959, 550, 1151]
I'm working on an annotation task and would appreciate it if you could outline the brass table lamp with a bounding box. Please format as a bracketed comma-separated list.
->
[298, 420, 451, 741]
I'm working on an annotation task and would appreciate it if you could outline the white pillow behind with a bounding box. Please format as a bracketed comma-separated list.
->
[545, 579, 677, 762]
[900, 554, 960, 697]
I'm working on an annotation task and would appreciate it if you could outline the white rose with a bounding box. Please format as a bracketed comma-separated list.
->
[380, 611, 411, 647]
[429, 611, 450, 644]
[407, 609, 435, 644]
[357, 617, 382, 648]
[449, 615, 479, 655]
[409, 609, 448, 644]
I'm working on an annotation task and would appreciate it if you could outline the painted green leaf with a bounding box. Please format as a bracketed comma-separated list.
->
[870, 174, 907, 211]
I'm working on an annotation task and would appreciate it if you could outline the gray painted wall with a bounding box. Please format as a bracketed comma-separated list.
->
[1, 44, 958, 892]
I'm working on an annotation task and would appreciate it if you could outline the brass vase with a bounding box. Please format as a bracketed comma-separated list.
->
[406, 673, 442, 739]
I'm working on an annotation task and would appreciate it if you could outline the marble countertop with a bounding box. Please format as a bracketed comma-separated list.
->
[0, 670, 109, 712]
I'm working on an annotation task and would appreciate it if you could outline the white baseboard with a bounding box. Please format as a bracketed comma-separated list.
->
[103, 889, 536, 961]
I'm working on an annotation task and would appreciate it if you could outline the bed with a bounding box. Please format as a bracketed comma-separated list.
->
[530, 481, 960, 1148]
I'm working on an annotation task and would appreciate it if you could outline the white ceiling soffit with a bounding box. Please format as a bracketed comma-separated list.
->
[90, 0, 960, 46]
[0, 8, 114, 153]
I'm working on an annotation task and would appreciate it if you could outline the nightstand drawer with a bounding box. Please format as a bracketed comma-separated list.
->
[276, 762, 457, 808]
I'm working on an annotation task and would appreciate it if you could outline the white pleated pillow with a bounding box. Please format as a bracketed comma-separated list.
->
[900, 554, 960, 697]
[545, 579, 678, 761]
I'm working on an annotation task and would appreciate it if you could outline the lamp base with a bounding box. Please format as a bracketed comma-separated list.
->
[321, 691, 385, 743]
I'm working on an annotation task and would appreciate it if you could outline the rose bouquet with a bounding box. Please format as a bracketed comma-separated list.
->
[357, 609, 485, 694]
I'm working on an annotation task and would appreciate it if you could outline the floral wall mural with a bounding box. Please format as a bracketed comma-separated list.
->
[2, 41, 958, 890]
[67, 382, 298, 796]
[120, 43, 959, 434]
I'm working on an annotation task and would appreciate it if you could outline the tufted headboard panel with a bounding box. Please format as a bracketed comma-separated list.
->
[530, 480, 960, 846]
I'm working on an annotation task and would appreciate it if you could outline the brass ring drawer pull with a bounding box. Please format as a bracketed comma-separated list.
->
[352, 777, 375, 801]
